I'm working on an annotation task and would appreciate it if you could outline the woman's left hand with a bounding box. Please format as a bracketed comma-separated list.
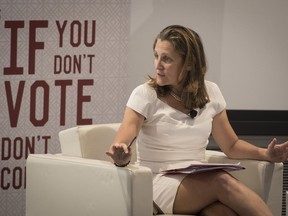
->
[266, 138, 288, 163]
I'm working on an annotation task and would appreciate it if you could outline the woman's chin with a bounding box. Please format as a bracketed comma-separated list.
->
[156, 79, 167, 86]
[157, 82, 166, 87]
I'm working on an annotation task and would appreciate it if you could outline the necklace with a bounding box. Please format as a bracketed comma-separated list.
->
[169, 91, 182, 102]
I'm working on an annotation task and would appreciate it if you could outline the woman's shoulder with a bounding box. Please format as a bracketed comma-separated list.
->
[205, 80, 225, 99]
[127, 82, 158, 118]
[205, 80, 219, 89]
[205, 80, 222, 94]
[132, 82, 157, 99]
[135, 82, 154, 90]
[205, 80, 226, 111]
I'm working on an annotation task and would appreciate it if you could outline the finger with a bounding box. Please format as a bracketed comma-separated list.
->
[268, 138, 277, 149]
[117, 143, 129, 154]
[106, 151, 113, 157]
[122, 145, 129, 154]
[282, 141, 288, 148]
[284, 150, 288, 161]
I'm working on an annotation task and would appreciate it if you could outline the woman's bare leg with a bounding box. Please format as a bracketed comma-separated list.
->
[199, 201, 238, 216]
[173, 171, 272, 216]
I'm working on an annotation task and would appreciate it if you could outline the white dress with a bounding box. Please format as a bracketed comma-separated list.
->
[126, 80, 226, 213]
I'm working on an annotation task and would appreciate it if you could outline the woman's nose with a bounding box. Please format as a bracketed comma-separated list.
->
[155, 59, 163, 69]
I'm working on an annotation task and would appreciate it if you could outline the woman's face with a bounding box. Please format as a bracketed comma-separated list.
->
[154, 39, 184, 89]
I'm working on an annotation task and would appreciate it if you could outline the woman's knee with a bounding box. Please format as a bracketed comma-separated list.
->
[173, 171, 241, 214]
[213, 171, 239, 194]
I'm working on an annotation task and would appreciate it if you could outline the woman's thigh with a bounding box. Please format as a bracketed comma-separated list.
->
[173, 170, 237, 215]
[153, 173, 187, 214]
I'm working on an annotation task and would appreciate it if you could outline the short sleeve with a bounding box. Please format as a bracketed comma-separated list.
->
[126, 83, 157, 119]
[205, 81, 226, 115]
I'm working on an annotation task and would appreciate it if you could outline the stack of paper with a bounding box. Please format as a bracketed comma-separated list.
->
[161, 162, 245, 174]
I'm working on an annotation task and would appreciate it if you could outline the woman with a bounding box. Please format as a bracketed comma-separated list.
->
[106, 25, 288, 215]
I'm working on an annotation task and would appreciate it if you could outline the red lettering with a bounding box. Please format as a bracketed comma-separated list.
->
[0, 167, 26, 190]
[55, 80, 73, 125]
[54, 54, 95, 74]
[77, 79, 93, 125]
[84, 20, 96, 47]
[71, 21, 81, 47]
[42, 136, 51, 153]
[4, 21, 24, 75]
[12, 167, 22, 189]
[1, 168, 10, 190]
[1, 136, 47, 161]
[87, 54, 95, 73]
[29, 20, 48, 74]
[54, 55, 62, 74]
[4, 79, 94, 127]
[25, 137, 35, 157]
[63, 55, 72, 73]
[13, 137, 23, 160]
[1, 138, 11, 160]
[5, 81, 25, 127]
[56, 20, 67, 47]
[30, 80, 49, 126]
[56, 20, 96, 47]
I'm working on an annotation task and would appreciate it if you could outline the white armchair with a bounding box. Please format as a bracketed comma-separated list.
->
[26, 123, 283, 216]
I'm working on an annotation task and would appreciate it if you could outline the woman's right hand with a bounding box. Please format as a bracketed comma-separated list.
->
[105, 107, 144, 166]
[106, 143, 132, 166]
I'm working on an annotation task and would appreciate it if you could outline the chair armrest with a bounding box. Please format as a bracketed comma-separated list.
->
[26, 154, 153, 216]
[58, 123, 132, 162]
[59, 124, 120, 159]
[205, 150, 283, 216]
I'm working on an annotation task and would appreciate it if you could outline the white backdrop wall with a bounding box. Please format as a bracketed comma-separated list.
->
[0, 1, 130, 215]
[128, 0, 288, 110]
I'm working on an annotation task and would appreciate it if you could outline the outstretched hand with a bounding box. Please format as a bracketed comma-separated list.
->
[266, 138, 288, 163]
[106, 143, 131, 166]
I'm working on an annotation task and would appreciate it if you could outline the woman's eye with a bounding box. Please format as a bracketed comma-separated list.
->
[153, 52, 172, 63]
[154, 53, 158, 59]
[162, 56, 172, 63]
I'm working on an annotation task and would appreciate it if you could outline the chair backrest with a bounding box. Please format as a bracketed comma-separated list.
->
[59, 123, 137, 163]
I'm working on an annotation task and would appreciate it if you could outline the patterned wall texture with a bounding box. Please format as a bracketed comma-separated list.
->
[0, 0, 131, 215]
